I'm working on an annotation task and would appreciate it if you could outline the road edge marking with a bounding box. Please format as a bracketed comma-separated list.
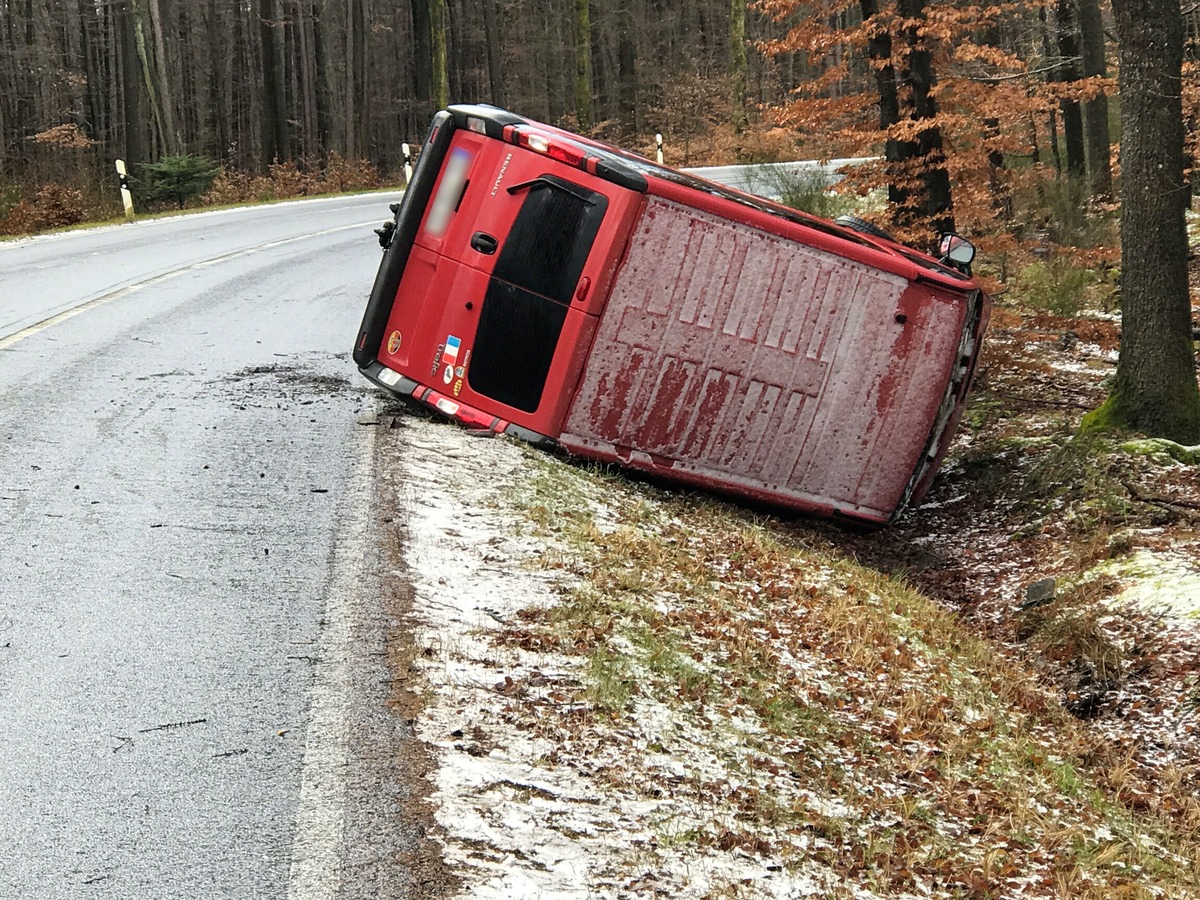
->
[287, 417, 379, 899]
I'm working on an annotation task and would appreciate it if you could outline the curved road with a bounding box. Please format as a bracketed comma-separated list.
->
[0, 195, 424, 898]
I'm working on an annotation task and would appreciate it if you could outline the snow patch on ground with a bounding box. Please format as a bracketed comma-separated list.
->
[1110, 550, 1200, 619]
[392, 418, 865, 899]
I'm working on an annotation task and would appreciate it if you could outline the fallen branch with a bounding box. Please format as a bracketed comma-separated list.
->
[1124, 481, 1200, 512]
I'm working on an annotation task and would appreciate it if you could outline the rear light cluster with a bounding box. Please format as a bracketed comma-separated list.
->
[503, 125, 589, 169]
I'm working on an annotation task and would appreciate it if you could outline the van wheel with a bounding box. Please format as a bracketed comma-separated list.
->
[835, 214, 895, 243]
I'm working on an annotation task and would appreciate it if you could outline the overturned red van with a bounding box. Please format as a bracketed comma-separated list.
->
[354, 105, 989, 525]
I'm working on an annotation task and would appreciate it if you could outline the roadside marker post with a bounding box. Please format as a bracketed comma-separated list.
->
[402, 143, 413, 187]
[115, 159, 134, 219]
[656, 133, 663, 165]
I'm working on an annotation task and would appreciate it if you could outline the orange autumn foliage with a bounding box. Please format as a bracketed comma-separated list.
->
[752, 0, 1118, 268]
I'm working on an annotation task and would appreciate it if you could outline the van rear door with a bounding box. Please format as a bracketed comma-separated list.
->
[376, 125, 643, 436]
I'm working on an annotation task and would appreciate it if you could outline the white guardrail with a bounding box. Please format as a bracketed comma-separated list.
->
[681, 158, 878, 202]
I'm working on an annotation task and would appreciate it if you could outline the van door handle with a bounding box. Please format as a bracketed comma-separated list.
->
[470, 232, 498, 254]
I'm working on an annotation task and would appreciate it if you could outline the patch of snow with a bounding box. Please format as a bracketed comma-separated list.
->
[1108, 550, 1200, 619]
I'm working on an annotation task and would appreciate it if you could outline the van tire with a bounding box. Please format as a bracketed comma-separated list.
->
[835, 214, 895, 243]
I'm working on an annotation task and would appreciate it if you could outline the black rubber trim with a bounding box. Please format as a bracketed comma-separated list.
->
[448, 104, 648, 194]
[448, 103, 525, 138]
[354, 110, 456, 369]
[358, 361, 420, 398]
[835, 214, 896, 243]
[503, 423, 558, 450]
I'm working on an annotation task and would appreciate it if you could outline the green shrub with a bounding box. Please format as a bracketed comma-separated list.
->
[1013, 258, 1096, 316]
[743, 164, 857, 219]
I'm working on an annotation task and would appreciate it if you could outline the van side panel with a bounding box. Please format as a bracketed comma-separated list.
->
[560, 197, 968, 521]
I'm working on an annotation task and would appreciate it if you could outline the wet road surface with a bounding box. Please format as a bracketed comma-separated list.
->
[0, 196, 424, 898]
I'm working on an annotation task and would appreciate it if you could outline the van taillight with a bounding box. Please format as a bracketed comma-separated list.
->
[515, 129, 587, 167]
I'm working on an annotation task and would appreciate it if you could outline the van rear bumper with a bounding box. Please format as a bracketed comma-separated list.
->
[360, 361, 557, 450]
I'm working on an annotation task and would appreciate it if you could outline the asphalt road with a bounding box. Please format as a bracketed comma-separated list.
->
[0, 195, 422, 898]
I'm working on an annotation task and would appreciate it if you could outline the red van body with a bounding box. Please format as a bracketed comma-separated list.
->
[355, 105, 989, 525]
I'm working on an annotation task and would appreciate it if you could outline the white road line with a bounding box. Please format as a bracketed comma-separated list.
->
[0, 221, 377, 350]
[287, 418, 378, 900]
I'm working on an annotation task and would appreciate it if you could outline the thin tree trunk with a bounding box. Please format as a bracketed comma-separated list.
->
[412, 0, 432, 106]
[1078, 0, 1111, 197]
[296, 0, 316, 157]
[481, 0, 505, 107]
[313, 0, 330, 150]
[116, 0, 145, 163]
[729, 0, 747, 133]
[130, 0, 168, 155]
[897, 0, 953, 237]
[259, 0, 287, 164]
[1054, 0, 1085, 178]
[145, 0, 179, 153]
[574, 0, 592, 128]
[431, 0, 447, 110]
[860, 0, 913, 220]
[617, 2, 637, 130]
[204, 0, 229, 160]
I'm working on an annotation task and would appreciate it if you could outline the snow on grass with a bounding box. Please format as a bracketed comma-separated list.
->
[384, 413, 1200, 899]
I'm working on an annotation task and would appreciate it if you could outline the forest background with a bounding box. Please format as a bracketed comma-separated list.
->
[0, 0, 1177, 242]
[2, 0, 1199, 438]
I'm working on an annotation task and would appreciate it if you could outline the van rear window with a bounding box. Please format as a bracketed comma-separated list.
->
[493, 175, 608, 302]
[469, 175, 608, 412]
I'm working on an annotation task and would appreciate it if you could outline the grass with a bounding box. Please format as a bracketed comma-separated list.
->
[487, 446, 1200, 897]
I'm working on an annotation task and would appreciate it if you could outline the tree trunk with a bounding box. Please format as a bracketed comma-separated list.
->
[1077, 0, 1111, 198]
[145, 0, 180, 153]
[116, 0, 146, 164]
[729, 0, 747, 133]
[131, 0, 168, 155]
[343, 0, 368, 159]
[481, 0, 505, 107]
[860, 0, 912, 220]
[1054, 0, 1085, 178]
[1088, 0, 1200, 442]
[431, 0, 448, 109]
[617, 2, 637, 131]
[412, 0, 432, 106]
[573, 0, 592, 128]
[313, 0, 331, 150]
[896, 0, 954, 237]
[258, 0, 287, 165]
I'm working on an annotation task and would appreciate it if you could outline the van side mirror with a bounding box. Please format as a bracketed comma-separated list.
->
[939, 233, 975, 274]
